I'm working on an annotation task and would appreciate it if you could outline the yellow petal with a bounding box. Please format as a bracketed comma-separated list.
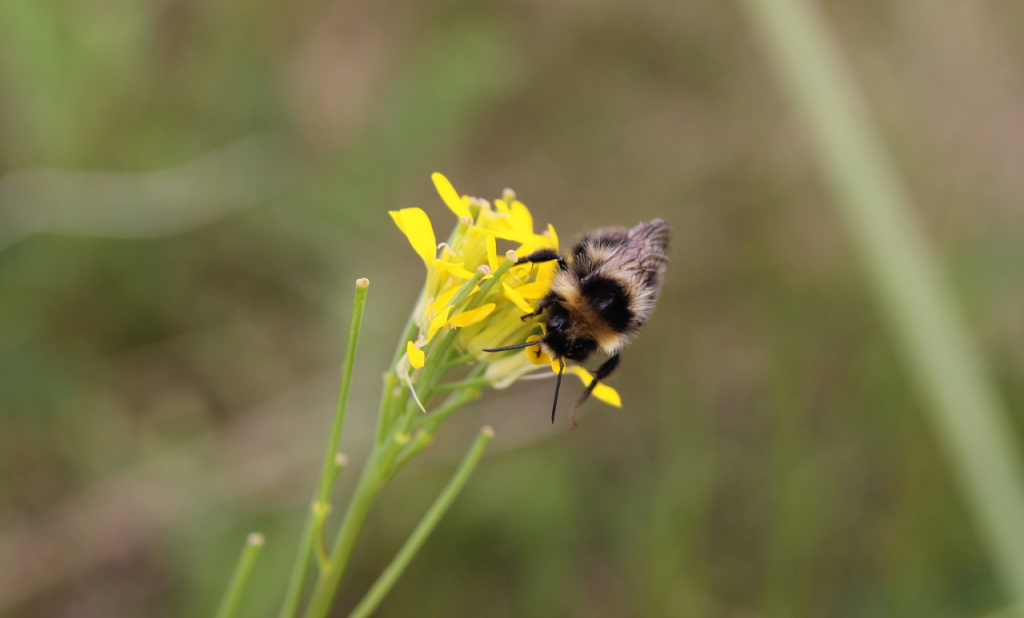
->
[509, 264, 533, 280]
[525, 334, 550, 365]
[515, 281, 550, 300]
[528, 233, 555, 249]
[566, 366, 622, 407]
[514, 243, 536, 258]
[432, 173, 471, 218]
[493, 199, 511, 215]
[547, 224, 559, 251]
[432, 259, 476, 280]
[448, 303, 495, 327]
[509, 200, 533, 235]
[474, 217, 534, 243]
[429, 284, 479, 315]
[429, 286, 460, 315]
[535, 261, 558, 287]
[486, 235, 499, 272]
[428, 306, 452, 340]
[407, 341, 425, 369]
[389, 208, 436, 268]
[502, 281, 533, 313]
[591, 382, 622, 407]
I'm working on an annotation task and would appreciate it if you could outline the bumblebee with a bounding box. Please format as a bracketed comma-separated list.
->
[485, 219, 671, 425]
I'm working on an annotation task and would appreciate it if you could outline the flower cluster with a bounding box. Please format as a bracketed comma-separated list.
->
[390, 173, 620, 409]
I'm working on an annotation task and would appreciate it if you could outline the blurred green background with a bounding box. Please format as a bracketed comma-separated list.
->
[3, 1, 1024, 616]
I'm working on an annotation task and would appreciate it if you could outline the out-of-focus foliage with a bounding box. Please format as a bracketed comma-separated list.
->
[2, 1, 1024, 617]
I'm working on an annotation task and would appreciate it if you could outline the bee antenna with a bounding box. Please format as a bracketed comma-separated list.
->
[482, 340, 544, 353]
[551, 357, 565, 424]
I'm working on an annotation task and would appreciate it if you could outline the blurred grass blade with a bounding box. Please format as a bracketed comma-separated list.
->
[278, 280, 369, 618]
[347, 427, 494, 618]
[741, 0, 1024, 601]
[0, 135, 299, 251]
[215, 533, 265, 618]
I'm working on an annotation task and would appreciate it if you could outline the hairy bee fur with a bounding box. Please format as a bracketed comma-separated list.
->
[485, 218, 671, 425]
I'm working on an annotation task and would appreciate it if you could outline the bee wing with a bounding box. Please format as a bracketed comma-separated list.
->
[595, 219, 671, 288]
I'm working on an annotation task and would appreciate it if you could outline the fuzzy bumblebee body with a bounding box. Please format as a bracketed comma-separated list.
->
[544, 219, 670, 361]
[485, 218, 671, 424]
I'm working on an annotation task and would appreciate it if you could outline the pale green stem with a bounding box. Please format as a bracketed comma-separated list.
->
[215, 533, 265, 618]
[319, 279, 370, 504]
[388, 431, 435, 477]
[278, 279, 368, 618]
[433, 377, 492, 392]
[448, 271, 485, 311]
[742, 0, 1024, 600]
[464, 257, 514, 310]
[412, 387, 482, 433]
[443, 352, 478, 369]
[375, 373, 402, 446]
[301, 449, 389, 618]
[347, 427, 495, 618]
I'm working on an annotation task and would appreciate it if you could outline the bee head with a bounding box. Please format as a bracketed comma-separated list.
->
[543, 322, 597, 362]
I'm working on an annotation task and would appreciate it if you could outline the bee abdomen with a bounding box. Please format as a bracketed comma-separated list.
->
[581, 276, 632, 332]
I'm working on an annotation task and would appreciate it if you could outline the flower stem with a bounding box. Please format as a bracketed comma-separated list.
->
[465, 257, 514, 310]
[215, 533, 265, 618]
[278, 279, 369, 618]
[346, 427, 495, 618]
[301, 455, 388, 618]
[319, 278, 370, 504]
[411, 387, 481, 433]
[433, 377, 491, 392]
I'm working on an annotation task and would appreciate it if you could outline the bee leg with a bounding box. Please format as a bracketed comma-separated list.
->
[515, 250, 567, 270]
[570, 354, 621, 428]
[520, 295, 556, 321]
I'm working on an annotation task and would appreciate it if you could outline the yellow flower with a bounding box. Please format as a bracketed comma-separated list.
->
[564, 366, 622, 408]
[389, 208, 435, 268]
[389, 172, 621, 410]
[431, 172, 471, 218]
[448, 304, 495, 327]
[407, 341, 425, 369]
[525, 335, 550, 365]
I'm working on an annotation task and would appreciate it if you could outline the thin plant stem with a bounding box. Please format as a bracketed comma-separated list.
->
[302, 451, 389, 618]
[347, 427, 495, 618]
[443, 352, 477, 369]
[278, 279, 369, 618]
[319, 279, 370, 504]
[742, 0, 1024, 599]
[465, 257, 514, 310]
[448, 271, 485, 311]
[215, 533, 265, 618]
[433, 377, 492, 392]
[412, 387, 481, 432]
[388, 431, 435, 477]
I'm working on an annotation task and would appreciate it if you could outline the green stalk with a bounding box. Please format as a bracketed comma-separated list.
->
[319, 279, 371, 503]
[347, 427, 495, 618]
[411, 387, 482, 433]
[465, 256, 514, 310]
[433, 377, 492, 392]
[742, 0, 1024, 600]
[278, 279, 369, 618]
[301, 451, 389, 618]
[215, 533, 265, 618]
[448, 270, 485, 311]
[388, 431, 435, 477]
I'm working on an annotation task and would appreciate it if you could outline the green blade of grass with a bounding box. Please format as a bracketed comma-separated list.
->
[741, 0, 1024, 601]
[347, 426, 495, 618]
[277, 279, 369, 618]
[214, 533, 265, 618]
